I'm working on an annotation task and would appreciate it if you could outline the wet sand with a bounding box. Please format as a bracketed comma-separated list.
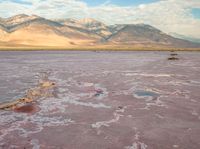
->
[0, 51, 200, 149]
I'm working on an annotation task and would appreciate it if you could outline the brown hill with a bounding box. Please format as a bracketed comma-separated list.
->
[105, 24, 200, 48]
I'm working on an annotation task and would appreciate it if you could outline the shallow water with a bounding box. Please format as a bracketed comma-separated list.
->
[0, 51, 200, 149]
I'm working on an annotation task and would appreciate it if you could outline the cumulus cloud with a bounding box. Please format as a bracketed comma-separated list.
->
[0, 0, 200, 38]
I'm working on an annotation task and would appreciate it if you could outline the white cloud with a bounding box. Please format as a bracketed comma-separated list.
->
[0, 0, 200, 38]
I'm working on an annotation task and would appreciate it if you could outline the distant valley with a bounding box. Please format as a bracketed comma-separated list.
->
[0, 14, 200, 49]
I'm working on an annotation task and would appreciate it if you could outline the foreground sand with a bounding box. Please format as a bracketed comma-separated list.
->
[0, 51, 200, 149]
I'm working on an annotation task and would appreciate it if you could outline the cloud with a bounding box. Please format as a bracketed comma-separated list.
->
[0, 0, 200, 38]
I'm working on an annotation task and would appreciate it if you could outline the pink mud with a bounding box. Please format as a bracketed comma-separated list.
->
[0, 51, 200, 149]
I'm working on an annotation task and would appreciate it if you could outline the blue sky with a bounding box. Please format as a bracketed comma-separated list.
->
[5, 0, 158, 6]
[11, 0, 32, 5]
[192, 8, 200, 19]
[82, 0, 158, 6]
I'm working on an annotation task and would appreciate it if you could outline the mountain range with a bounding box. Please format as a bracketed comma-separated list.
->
[0, 14, 199, 48]
[170, 32, 200, 44]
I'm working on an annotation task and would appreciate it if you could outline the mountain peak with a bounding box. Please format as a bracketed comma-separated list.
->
[58, 18, 79, 24]
[79, 18, 99, 23]
[4, 14, 41, 21]
[78, 18, 105, 26]
[78, 18, 107, 31]
[2, 14, 42, 28]
[7, 14, 29, 20]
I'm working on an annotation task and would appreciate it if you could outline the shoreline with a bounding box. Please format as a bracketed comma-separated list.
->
[0, 46, 200, 51]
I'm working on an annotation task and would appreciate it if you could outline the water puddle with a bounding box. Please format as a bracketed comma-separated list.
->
[94, 89, 104, 97]
[134, 90, 160, 101]
[14, 103, 39, 114]
[0, 72, 57, 111]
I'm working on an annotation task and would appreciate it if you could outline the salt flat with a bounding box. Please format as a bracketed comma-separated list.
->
[0, 51, 200, 149]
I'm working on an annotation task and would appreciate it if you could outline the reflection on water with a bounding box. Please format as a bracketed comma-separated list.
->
[0, 51, 200, 149]
[134, 90, 159, 101]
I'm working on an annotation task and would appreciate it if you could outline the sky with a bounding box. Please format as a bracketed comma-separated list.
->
[0, 0, 200, 38]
